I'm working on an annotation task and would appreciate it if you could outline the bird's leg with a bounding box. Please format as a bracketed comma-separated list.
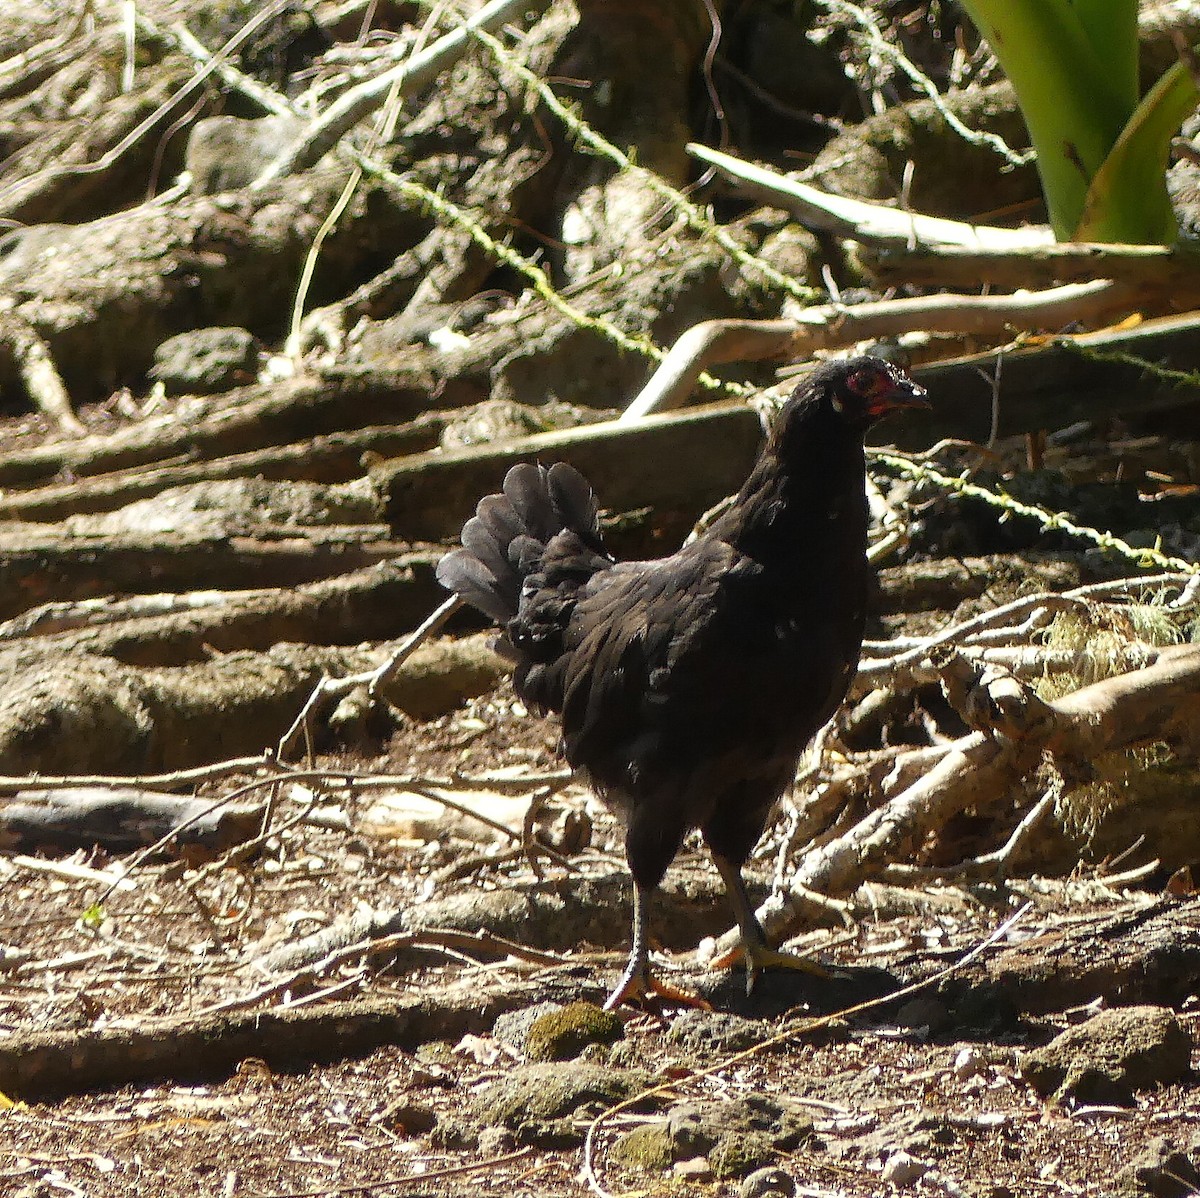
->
[603, 882, 710, 1011]
[709, 852, 829, 993]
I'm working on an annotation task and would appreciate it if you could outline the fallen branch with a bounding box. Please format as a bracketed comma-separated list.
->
[687, 142, 1055, 249]
[621, 279, 1126, 419]
[0, 306, 83, 435]
[0, 787, 263, 855]
[746, 643, 1200, 952]
[858, 240, 1200, 297]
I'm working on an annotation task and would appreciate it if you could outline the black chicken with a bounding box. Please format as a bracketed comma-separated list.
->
[436, 356, 928, 1008]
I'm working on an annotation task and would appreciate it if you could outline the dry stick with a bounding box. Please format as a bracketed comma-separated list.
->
[0, 755, 279, 796]
[252, 1147, 532, 1198]
[582, 901, 1034, 1198]
[277, 594, 462, 761]
[688, 142, 1054, 249]
[885, 789, 1057, 884]
[621, 280, 1121, 420]
[199, 928, 569, 1017]
[765, 642, 1200, 950]
[855, 570, 1195, 681]
[0, 308, 83, 434]
[252, 0, 548, 186]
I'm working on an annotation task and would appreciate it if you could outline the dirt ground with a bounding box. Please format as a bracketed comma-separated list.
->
[1, 2, 1199, 1195]
[2, 682, 1198, 1198]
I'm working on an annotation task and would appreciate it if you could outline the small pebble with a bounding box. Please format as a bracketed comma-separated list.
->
[673, 1156, 713, 1180]
[952, 1046, 986, 1081]
[740, 1165, 797, 1198]
[882, 1149, 929, 1186]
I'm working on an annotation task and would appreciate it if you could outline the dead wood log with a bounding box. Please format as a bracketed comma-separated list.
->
[0, 788, 263, 855]
[0, 367, 466, 489]
[897, 313, 1200, 448]
[373, 400, 766, 552]
[928, 896, 1200, 1017]
[691, 141, 1048, 250]
[0, 421, 445, 522]
[744, 643, 1200, 954]
[1, 559, 447, 666]
[0, 636, 504, 775]
[622, 280, 1130, 420]
[0, 527, 421, 620]
[858, 241, 1200, 295]
[0, 987, 521, 1101]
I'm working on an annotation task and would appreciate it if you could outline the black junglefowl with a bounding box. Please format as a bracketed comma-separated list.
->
[436, 356, 928, 1008]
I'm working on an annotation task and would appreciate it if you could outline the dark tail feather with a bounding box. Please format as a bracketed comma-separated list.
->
[502, 463, 560, 543]
[547, 462, 599, 542]
[435, 548, 514, 624]
[436, 462, 603, 624]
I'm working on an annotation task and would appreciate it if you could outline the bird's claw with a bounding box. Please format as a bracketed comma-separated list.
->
[710, 941, 830, 994]
[603, 966, 712, 1012]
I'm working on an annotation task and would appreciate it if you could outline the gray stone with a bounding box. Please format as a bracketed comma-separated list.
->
[667, 1009, 767, 1056]
[185, 114, 308, 194]
[1019, 1005, 1192, 1105]
[740, 1165, 797, 1198]
[492, 1002, 561, 1051]
[1114, 1135, 1200, 1198]
[150, 327, 260, 394]
[470, 1061, 653, 1148]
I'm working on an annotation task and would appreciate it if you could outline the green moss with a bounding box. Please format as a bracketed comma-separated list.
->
[610, 1122, 675, 1172]
[414, 1040, 457, 1067]
[709, 1130, 775, 1178]
[1059, 745, 1200, 846]
[1038, 604, 1185, 700]
[525, 1001, 624, 1061]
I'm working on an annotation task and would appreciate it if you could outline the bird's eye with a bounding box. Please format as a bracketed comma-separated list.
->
[846, 368, 878, 397]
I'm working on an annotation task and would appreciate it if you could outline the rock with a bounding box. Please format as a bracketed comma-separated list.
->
[613, 1095, 816, 1180]
[951, 1046, 987, 1082]
[470, 1061, 654, 1148]
[667, 1009, 767, 1056]
[476, 1126, 515, 1156]
[610, 1122, 675, 1172]
[524, 1001, 623, 1061]
[1019, 1005, 1192, 1105]
[882, 1148, 929, 1185]
[150, 327, 260, 395]
[185, 114, 308, 193]
[673, 1156, 714, 1180]
[1114, 1135, 1200, 1197]
[709, 1131, 776, 1180]
[895, 995, 952, 1037]
[492, 1002, 562, 1052]
[740, 1165, 797, 1198]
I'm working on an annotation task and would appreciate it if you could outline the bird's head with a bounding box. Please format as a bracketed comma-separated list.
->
[817, 355, 930, 428]
[768, 355, 929, 463]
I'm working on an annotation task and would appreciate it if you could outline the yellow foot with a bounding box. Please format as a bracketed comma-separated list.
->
[603, 969, 712, 1012]
[710, 941, 829, 993]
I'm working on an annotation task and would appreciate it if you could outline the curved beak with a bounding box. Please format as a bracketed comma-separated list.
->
[869, 376, 930, 418]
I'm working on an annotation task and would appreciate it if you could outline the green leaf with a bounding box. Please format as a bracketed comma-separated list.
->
[1074, 54, 1199, 242]
[958, 0, 1133, 238]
